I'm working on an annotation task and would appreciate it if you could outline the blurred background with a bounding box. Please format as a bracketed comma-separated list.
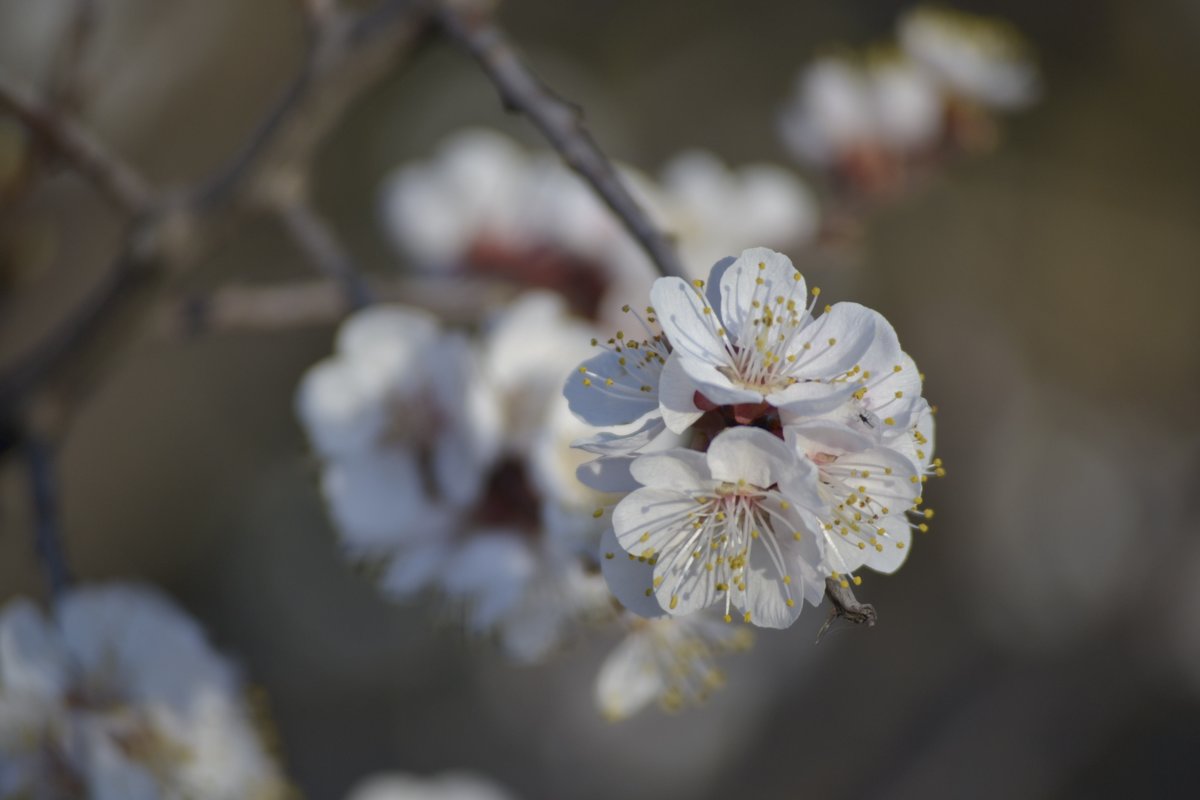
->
[3, 0, 1200, 797]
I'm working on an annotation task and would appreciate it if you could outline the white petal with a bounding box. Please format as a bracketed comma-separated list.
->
[717, 247, 807, 345]
[572, 415, 666, 456]
[576, 455, 639, 493]
[732, 543, 803, 629]
[600, 528, 664, 619]
[0, 598, 67, 699]
[594, 630, 663, 720]
[612, 488, 701, 558]
[322, 451, 449, 554]
[865, 515, 913, 574]
[379, 540, 451, 597]
[629, 449, 710, 491]
[294, 357, 388, 459]
[779, 302, 882, 384]
[649, 277, 730, 368]
[658, 350, 707, 434]
[705, 427, 796, 488]
[677, 357, 763, 406]
[564, 348, 661, 427]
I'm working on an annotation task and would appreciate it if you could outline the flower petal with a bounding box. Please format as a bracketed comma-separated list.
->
[705, 427, 797, 488]
[594, 628, 663, 720]
[629, 449, 710, 491]
[564, 347, 662, 427]
[600, 528, 665, 619]
[650, 277, 729, 368]
[716, 247, 808, 345]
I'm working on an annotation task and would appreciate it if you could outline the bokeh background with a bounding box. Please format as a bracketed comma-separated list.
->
[3, 0, 1200, 797]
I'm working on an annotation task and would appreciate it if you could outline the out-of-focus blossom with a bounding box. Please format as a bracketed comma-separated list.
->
[345, 771, 516, 800]
[595, 611, 753, 720]
[566, 248, 938, 625]
[379, 129, 653, 321]
[0, 584, 287, 800]
[655, 151, 819, 279]
[379, 131, 819, 310]
[298, 294, 615, 663]
[779, 7, 1036, 198]
[899, 7, 1038, 111]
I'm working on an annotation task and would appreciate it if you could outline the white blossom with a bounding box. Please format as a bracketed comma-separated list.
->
[594, 611, 753, 721]
[0, 584, 287, 800]
[298, 295, 614, 663]
[899, 6, 1038, 110]
[656, 151, 818, 279]
[607, 427, 827, 628]
[649, 247, 900, 430]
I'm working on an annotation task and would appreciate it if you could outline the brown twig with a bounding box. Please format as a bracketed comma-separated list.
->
[816, 577, 877, 642]
[0, 64, 153, 213]
[160, 275, 519, 337]
[436, 3, 688, 281]
[48, 0, 98, 110]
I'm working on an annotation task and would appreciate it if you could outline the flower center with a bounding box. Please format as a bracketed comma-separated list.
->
[691, 391, 784, 449]
[470, 456, 541, 536]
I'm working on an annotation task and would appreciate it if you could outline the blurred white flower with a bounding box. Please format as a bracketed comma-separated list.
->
[346, 771, 515, 800]
[0, 584, 287, 800]
[780, 8, 1036, 197]
[379, 129, 654, 322]
[779, 56, 877, 168]
[899, 7, 1038, 110]
[298, 295, 615, 663]
[595, 610, 753, 721]
[656, 151, 818, 279]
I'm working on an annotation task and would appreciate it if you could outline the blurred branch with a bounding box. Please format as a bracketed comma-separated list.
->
[0, 64, 152, 213]
[270, 181, 375, 309]
[21, 432, 73, 600]
[48, 0, 98, 110]
[159, 275, 518, 336]
[436, 3, 688, 280]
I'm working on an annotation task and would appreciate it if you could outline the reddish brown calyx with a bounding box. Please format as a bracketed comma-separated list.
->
[470, 457, 541, 537]
[465, 237, 609, 320]
[691, 391, 784, 447]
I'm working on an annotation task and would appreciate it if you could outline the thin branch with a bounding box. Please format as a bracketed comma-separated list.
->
[272, 186, 375, 309]
[48, 0, 98, 110]
[22, 433, 72, 600]
[158, 275, 518, 337]
[436, 3, 688, 280]
[816, 577, 877, 642]
[0, 64, 153, 213]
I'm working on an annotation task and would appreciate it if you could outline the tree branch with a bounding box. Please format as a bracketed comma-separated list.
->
[436, 3, 688, 280]
[22, 433, 72, 600]
[817, 577, 877, 642]
[0, 64, 153, 213]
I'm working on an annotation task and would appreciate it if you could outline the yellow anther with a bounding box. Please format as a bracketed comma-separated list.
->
[724, 614, 733, 623]
[884, 417, 895, 426]
[582, 378, 592, 386]
[743, 611, 752, 623]
[669, 595, 679, 610]
[918, 523, 929, 533]
[786, 599, 795, 608]
[924, 508, 935, 519]
[839, 579, 850, 589]
[592, 508, 603, 518]
[604, 552, 614, 559]
[811, 286, 821, 297]
[692, 279, 705, 288]
[852, 575, 862, 586]
[780, 501, 790, 510]
[828, 337, 838, 346]
[895, 391, 904, 399]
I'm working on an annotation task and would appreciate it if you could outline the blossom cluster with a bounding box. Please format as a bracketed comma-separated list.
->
[296, 294, 615, 664]
[567, 247, 939, 629]
[380, 129, 818, 294]
[0, 584, 287, 800]
[779, 6, 1037, 198]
